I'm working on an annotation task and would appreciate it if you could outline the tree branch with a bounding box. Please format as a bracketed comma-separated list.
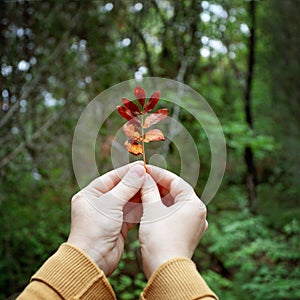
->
[0, 4, 82, 129]
[0, 105, 69, 169]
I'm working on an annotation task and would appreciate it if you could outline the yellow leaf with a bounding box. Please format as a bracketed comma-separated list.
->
[124, 140, 143, 155]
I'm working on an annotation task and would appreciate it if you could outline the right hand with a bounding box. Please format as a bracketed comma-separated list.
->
[139, 165, 208, 279]
[67, 163, 146, 276]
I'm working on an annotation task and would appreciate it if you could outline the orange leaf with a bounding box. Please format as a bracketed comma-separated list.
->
[122, 98, 141, 115]
[124, 140, 143, 155]
[143, 108, 169, 128]
[144, 129, 166, 143]
[144, 90, 160, 113]
[122, 122, 141, 141]
[134, 86, 146, 107]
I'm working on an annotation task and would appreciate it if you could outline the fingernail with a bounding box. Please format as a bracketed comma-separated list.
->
[131, 164, 145, 177]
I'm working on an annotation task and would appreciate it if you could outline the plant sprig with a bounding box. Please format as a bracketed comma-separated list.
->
[116, 86, 169, 171]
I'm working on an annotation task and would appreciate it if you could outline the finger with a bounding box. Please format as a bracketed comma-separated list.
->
[147, 164, 195, 203]
[120, 222, 130, 241]
[84, 164, 145, 220]
[87, 161, 144, 195]
[147, 164, 178, 190]
[141, 174, 163, 205]
[104, 164, 146, 205]
[123, 203, 143, 224]
[140, 174, 171, 222]
[120, 219, 139, 241]
[123, 192, 143, 223]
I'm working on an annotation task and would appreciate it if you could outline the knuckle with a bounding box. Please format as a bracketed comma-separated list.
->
[201, 203, 207, 214]
[200, 205, 207, 218]
[192, 200, 207, 218]
[205, 221, 209, 230]
[71, 192, 84, 204]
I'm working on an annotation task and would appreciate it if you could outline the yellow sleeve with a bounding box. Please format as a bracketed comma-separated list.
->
[140, 258, 218, 300]
[17, 243, 116, 300]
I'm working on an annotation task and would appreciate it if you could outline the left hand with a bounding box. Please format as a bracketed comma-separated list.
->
[67, 162, 146, 276]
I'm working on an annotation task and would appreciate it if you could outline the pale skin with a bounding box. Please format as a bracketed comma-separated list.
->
[67, 162, 208, 278]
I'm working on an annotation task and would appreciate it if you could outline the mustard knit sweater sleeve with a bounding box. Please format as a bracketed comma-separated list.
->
[17, 243, 218, 300]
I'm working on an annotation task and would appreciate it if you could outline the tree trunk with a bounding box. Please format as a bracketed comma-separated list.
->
[244, 0, 257, 213]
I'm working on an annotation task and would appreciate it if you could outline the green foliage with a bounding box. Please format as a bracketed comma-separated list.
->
[0, 173, 71, 298]
[109, 230, 147, 300]
[201, 204, 300, 299]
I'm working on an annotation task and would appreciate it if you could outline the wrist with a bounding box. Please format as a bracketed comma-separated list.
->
[67, 237, 106, 271]
[142, 249, 191, 279]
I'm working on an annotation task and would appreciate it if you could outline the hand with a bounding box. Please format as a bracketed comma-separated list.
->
[67, 163, 146, 276]
[139, 165, 208, 279]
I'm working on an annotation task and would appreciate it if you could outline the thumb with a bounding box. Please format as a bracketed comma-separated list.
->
[141, 175, 167, 222]
[106, 164, 146, 206]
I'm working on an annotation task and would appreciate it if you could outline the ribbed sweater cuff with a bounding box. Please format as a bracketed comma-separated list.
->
[140, 258, 218, 300]
[31, 243, 116, 300]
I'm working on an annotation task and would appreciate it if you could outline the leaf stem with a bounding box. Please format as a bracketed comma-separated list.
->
[141, 112, 147, 170]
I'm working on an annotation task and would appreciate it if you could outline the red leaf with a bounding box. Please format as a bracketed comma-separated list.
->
[144, 129, 166, 143]
[144, 90, 160, 113]
[124, 140, 143, 155]
[143, 108, 169, 128]
[122, 122, 141, 141]
[134, 86, 146, 107]
[122, 98, 141, 115]
[116, 105, 134, 121]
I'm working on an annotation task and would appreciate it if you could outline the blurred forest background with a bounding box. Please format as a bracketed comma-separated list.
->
[0, 0, 299, 299]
